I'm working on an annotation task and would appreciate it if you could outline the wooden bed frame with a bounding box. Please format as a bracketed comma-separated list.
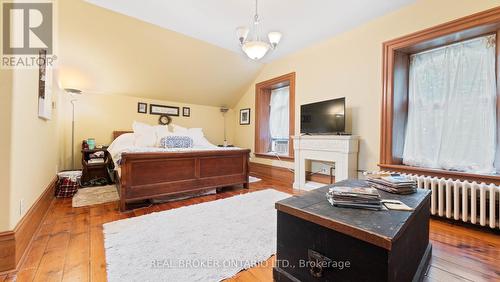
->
[112, 131, 250, 211]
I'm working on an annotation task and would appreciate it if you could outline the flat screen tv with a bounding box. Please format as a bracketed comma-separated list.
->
[300, 97, 345, 134]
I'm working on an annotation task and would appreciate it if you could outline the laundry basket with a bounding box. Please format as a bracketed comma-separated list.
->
[56, 170, 82, 198]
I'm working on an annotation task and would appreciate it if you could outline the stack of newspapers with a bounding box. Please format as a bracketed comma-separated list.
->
[326, 186, 382, 210]
[367, 174, 417, 194]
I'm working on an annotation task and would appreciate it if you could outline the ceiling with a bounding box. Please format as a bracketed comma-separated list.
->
[85, 0, 415, 62]
[57, 0, 415, 107]
[58, 0, 263, 107]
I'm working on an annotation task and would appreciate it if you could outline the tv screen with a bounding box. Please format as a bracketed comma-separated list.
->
[301, 98, 345, 134]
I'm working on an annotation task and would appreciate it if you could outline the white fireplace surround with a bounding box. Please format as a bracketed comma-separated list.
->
[293, 135, 359, 190]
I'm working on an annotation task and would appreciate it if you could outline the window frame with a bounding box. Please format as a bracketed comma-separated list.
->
[379, 7, 500, 184]
[254, 72, 295, 161]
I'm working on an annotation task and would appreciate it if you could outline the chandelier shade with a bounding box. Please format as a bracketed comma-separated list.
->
[268, 32, 282, 48]
[236, 0, 282, 60]
[242, 41, 270, 60]
[236, 26, 250, 44]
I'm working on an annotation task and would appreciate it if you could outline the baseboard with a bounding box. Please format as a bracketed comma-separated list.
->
[249, 162, 294, 185]
[0, 176, 57, 273]
[0, 231, 15, 272]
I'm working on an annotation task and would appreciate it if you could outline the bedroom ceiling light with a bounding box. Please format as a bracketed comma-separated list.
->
[236, 0, 282, 60]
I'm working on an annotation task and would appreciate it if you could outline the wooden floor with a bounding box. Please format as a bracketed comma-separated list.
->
[1, 178, 499, 282]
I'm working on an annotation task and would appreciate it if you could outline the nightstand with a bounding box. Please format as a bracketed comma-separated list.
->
[81, 147, 114, 185]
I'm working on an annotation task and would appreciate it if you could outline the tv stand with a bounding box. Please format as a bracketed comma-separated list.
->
[292, 135, 359, 190]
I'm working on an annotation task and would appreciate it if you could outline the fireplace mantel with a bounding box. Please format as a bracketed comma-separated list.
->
[292, 135, 359, 190]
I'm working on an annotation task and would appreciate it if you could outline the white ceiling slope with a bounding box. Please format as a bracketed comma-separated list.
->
[86, 0, 415, 62]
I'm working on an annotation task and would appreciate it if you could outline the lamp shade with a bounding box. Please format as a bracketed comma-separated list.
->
[268, 31, 282, 48]
[236, 26, 250, 44]
[242, 41, 270, 60]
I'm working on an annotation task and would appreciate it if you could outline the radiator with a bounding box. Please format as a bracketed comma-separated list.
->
[381, 172, 500, 229]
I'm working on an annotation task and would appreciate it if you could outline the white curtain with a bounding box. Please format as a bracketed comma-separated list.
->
[403, 35, 497, 174]
[269, 86, 289, 139]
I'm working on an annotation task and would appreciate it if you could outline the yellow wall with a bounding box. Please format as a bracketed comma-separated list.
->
[4, 67, 62, 230]
[0, 69, 13, 231]
[233, 0, 500, 172]
[61, 93, 235, 169]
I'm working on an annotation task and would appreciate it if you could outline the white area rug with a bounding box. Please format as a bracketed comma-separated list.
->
[72, 185, 119, 207]
[249, 176, 261, 183]
[103, 189, 289, 282]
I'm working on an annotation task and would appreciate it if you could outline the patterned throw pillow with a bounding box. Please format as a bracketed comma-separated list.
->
[160, 136, 193, 148]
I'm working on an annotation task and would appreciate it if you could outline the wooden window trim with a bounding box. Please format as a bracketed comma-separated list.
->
[380, 7, 500, 184]
[255, 72, 296, 161]
[254, 152, 295, 161]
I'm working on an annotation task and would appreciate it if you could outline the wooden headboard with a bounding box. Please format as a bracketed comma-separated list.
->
[113, 131, 133, 140]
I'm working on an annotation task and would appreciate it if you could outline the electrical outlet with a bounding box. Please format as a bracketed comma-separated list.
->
[19, 199, 25, 216]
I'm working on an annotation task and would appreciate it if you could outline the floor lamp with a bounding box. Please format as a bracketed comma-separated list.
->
[65, 88, 82, 170]
[220, 107, 229, 147]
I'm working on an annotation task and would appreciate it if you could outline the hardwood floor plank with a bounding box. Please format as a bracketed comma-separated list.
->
[32, 247, 67, 282]
[62, 213, 91, 282]
[62, 262, 89, 282]
[11, 268, 36, 282]
[246, 256, 275, 281]
[90, 226, 107, 282]
[19, 234, 50, 270]
[425, 265, 474, 282]
[8, 179, 500, 282]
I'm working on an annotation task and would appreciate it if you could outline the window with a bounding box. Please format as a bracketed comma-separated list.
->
[255, 73, 295, 160]
[269, 86, 290, 155]
[403, 35, 498, 174]
[380, 8, 500, 184]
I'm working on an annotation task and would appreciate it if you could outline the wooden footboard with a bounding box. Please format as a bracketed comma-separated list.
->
[117, 149, 250, 211]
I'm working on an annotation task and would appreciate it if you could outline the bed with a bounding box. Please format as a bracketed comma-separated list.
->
[111, 131, 250, 211]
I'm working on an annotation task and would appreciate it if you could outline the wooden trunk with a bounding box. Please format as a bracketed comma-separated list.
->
[274, 180, 431, 282]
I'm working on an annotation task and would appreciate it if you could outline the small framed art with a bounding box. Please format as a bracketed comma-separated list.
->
[240, 108, 251, 125]
[150, 104, 180, 116]
[183, 107, 191, 117]
[137, 102, 147, 114]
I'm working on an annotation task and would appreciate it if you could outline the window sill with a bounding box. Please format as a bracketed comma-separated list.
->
[255, 153, 294, 162]
[378, 164, 500, 185]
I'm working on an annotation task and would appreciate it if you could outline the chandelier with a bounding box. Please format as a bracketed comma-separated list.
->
[236, 0, 282, 60]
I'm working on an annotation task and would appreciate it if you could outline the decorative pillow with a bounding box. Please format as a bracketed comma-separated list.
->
[160, 136, 193, 148]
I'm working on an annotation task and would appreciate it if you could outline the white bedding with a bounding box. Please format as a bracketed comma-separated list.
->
[111, 145, 242, 167]
[108, 123, 242, 168]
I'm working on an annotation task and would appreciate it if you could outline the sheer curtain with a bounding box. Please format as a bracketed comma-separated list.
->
[269, 86, 289, 139]
[403, 35, 497, 174]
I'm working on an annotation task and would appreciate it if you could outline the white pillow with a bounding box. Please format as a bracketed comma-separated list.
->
[107, 133, 135, 164]
[155, 125, 172, 145]
[132, 121, 157, 147]
[172, 124, 188, 133]
[172, 124, 215, 147]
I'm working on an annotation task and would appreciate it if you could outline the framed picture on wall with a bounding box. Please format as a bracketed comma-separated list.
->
[137, 102, 147, 114]
[183, 107, 190, 117]
[150, 104, 180, 116]
[38, 49, 52, 120]
[240, 108, 251, 125]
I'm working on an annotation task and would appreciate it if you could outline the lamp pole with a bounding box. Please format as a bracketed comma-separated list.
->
[70, 99, 76, 170]
[64, 88, 82, 170]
